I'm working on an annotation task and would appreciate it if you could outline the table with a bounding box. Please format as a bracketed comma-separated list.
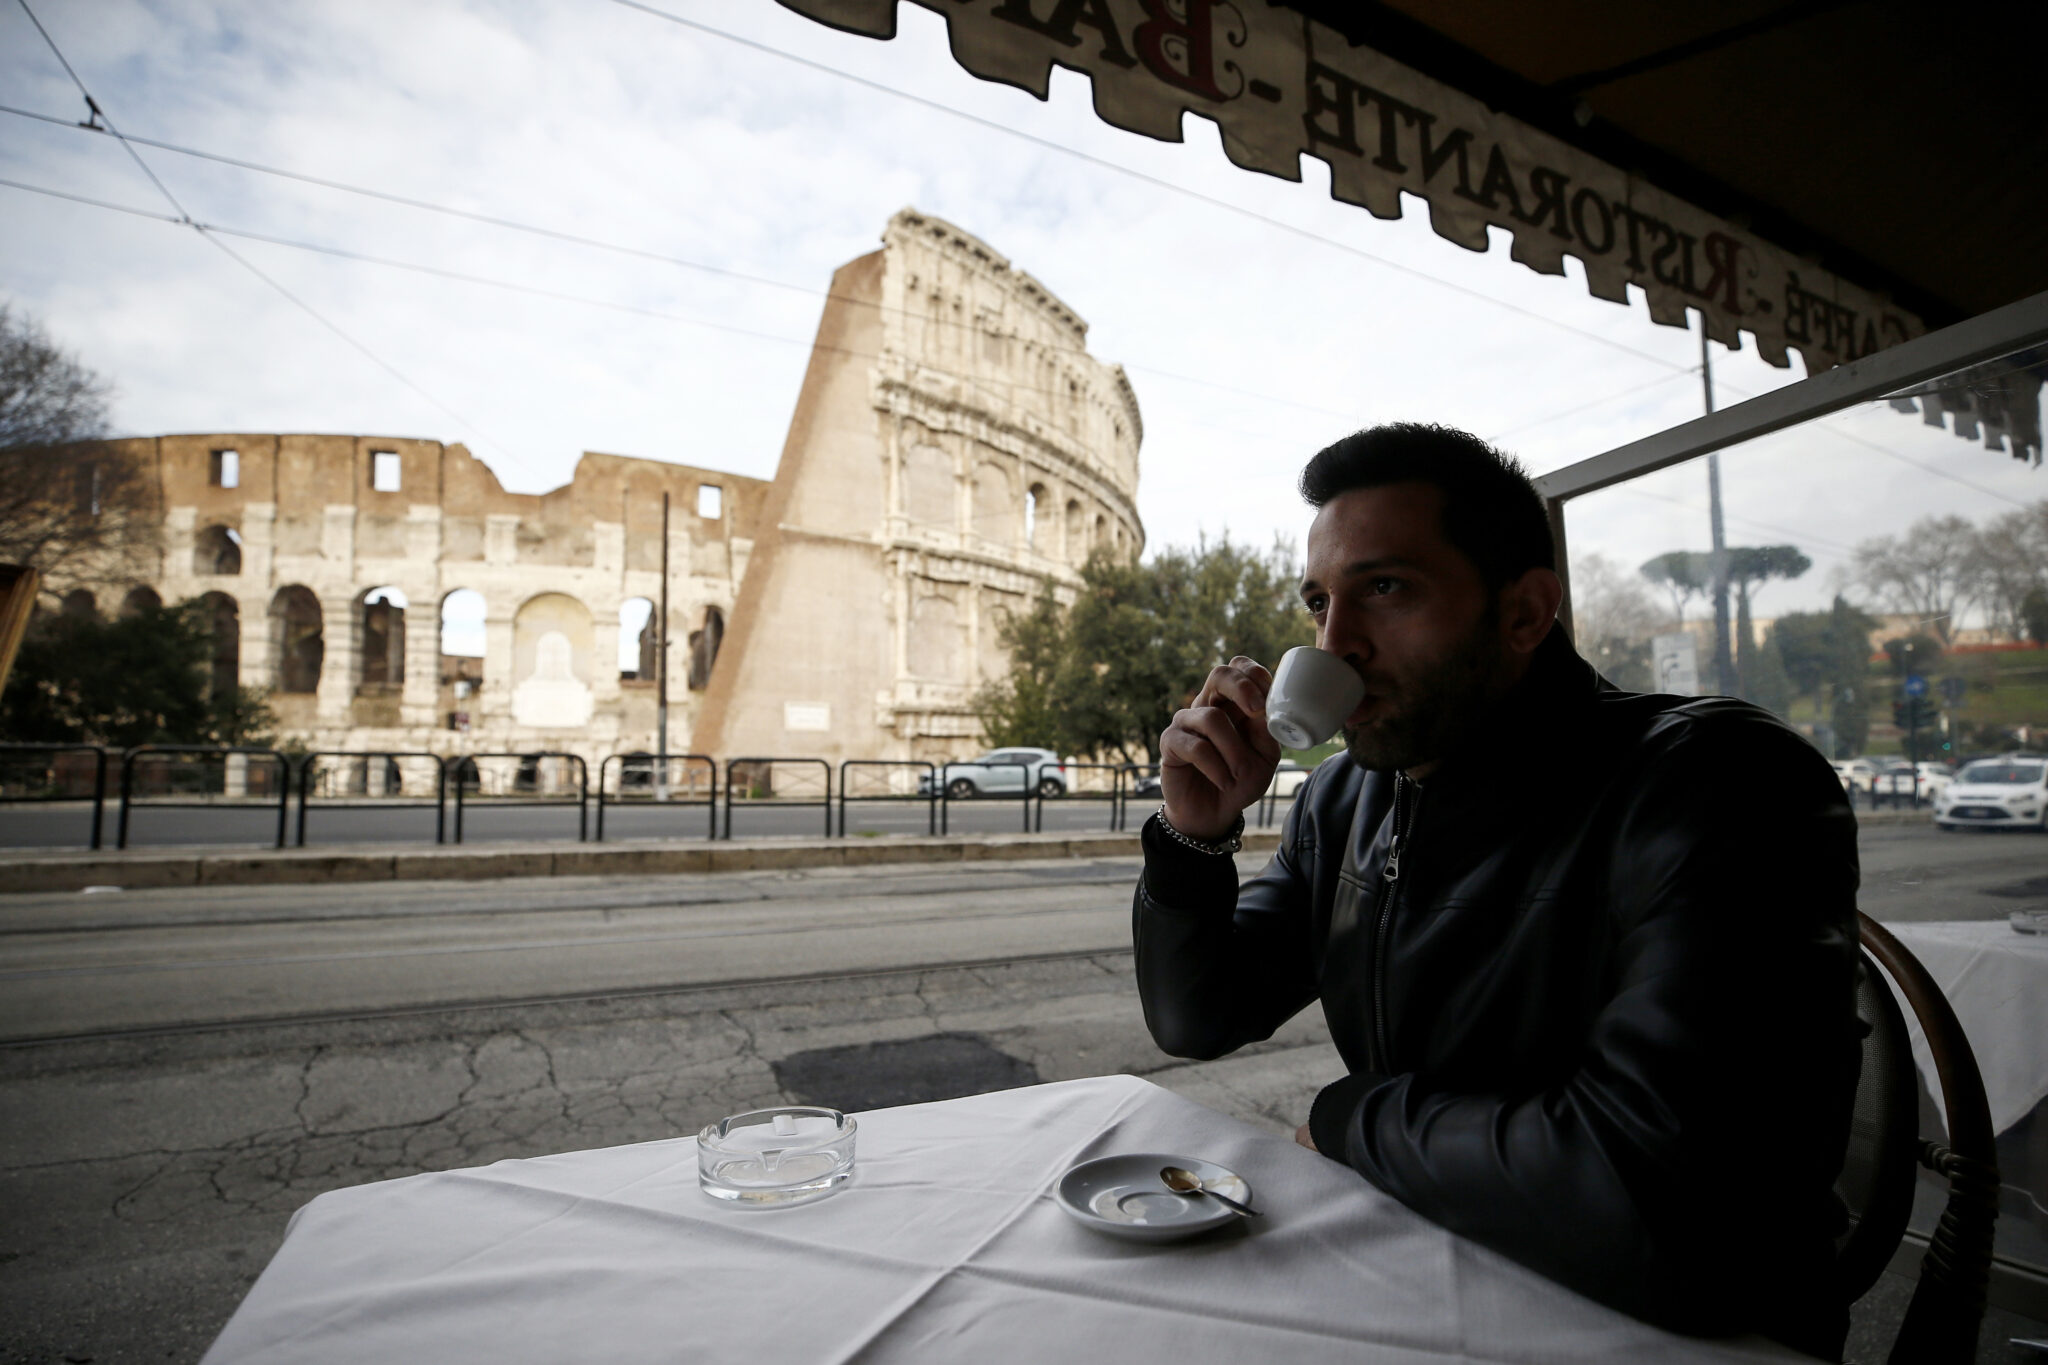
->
[1884, 919, 2048, 1136]
[202, 1075, 1808, 1364]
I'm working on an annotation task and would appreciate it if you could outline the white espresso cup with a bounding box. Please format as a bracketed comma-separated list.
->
[1265, 647, 1366, 750]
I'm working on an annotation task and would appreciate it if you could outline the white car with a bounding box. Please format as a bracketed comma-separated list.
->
[1833, 758, 1883, 794]
[1933, 758, 2048, 831]
[1268, 761, 1311, 798]
[919, 748, 1068, 798]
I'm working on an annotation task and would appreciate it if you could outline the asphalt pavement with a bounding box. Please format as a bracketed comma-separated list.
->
[2, 822, 2042, 1364]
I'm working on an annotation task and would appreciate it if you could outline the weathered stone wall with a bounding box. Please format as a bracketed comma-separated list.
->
[691, 208, 1144, 766]
[39, 208, 1143, 771]
[44, 435, 766, 768]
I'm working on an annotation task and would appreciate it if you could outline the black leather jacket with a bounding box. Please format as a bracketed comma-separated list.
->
[1134, 627, 1860, 1358]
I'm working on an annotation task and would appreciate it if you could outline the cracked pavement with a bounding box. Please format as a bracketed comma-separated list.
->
[0, 859, 1341, 1365]
[0, 825, 2027, 1364]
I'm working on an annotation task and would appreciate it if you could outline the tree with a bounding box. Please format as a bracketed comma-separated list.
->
[0, 598, 274, 748]
[1639, 550, 1713, 628]
[1847, 514, 1979, 645]
[1724, 544, 1810, 701]
[1569, 552, 1663, 690]
[975, 536, 1315, 763]
[0, 304, 157, 577]
[2023, 586, 2048, 646]
[1771, 596, 1878, 755]
[1968, 499, 2048, 641]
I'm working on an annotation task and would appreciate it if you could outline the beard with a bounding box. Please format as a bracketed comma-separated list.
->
[1340, 609, 1510, 773]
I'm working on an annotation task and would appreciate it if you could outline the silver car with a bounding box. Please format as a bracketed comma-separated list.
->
[920, 748, 1068, 798]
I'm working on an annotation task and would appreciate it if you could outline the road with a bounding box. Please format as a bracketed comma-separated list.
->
[2, 822, 2041, 1364]
[0, 795, 1179, 849]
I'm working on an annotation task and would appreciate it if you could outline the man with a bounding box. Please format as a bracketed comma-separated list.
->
[1135, 423, 1860, 1358]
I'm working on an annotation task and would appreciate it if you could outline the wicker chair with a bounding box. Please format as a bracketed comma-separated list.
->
[1833, 912, 2001, 1363]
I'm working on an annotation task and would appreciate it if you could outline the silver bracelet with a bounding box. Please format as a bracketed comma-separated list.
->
[1153, 810, 1244, 855]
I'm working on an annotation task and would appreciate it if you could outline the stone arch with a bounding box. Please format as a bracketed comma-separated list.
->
[972, 462, 1015, 547]
[1065, 499, 1086, 561]
[687, 605, 724, 690]
[359, 586, 408, 689]
[60, 589, 96, 619]
[1026, 482, 1051, 554]
[619, 596, 656, 679]
[512, 591, 594, 728]
[908, 592, 962, 681]
[197, 590, 239, 698]
[269, 586, 324, 693]
[438, 589, 486, 664]
[902, 442, 955, 527]
[194, 524, 242, 575]
[121, 586, 162, 617]
[1093, 513, 1108, 556]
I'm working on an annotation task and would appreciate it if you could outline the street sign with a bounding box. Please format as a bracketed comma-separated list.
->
[1902, 674, 1929, 698]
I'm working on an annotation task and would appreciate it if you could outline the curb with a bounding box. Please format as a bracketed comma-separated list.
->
[0, 829, 1288, 893]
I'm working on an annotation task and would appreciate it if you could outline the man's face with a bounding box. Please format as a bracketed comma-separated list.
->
[1299, 482, 1515, 774]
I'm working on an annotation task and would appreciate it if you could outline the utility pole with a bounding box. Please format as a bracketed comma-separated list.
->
[1701, 328, 1737, 698]
[656, 491, 670, 803]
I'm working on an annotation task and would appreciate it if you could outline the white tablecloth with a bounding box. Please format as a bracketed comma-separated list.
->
[202, 1075, 1807, 1364]
[1886, 919, 2048, 1136]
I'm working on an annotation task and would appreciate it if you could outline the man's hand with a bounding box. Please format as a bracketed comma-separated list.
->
[1159, 656, 1283, 840]
[1294, 1122, 1317, 1152]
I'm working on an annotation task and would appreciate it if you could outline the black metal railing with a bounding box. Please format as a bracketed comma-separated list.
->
[118, 746, 292, 849]
[595, 753, 717, 842]
[836, 760, 938, 837]
[0, 742, 110, 849]
[1117, 763, 1161, 831]
[296, 751, 448, 847]
[1048, 761, 1126, 833]
[451, 752, 589, 843]
[722, 757, 831, 840]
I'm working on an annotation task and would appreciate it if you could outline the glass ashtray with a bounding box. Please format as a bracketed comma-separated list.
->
[697, 1106, 856, 1207]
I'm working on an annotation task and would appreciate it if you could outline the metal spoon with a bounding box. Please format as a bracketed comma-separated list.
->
[1160, 1165, 1260, 1216]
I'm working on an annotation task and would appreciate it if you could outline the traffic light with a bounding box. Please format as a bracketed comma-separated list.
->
[1891, 696, 1939, 731]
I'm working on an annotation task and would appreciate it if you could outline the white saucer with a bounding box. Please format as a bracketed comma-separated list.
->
[1055, 1153, 1252, 1243]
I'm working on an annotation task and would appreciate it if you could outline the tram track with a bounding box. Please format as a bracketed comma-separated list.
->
[0, 945, 1135, 1049]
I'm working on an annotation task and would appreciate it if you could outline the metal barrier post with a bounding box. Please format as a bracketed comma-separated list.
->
[835, 761, 939, 837]
[294, 752, 447, 848]
[89, 747, 107, 850]
[116, 746, 291, 849]
[721, 758, 831, 840]
[0, 743, 113, 850]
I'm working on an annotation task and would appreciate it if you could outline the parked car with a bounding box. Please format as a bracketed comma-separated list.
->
[1131, 772, 1161, 798]
[919, 748, 1068, 798]
[1833, 758, 1883, 794]
[1932, 756, 2048, 830]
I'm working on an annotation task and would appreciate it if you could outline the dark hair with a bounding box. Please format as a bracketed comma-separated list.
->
[1298, 423, 1555, 589]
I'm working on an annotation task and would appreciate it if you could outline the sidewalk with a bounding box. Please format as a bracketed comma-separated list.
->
[0, 828, 1288, 893]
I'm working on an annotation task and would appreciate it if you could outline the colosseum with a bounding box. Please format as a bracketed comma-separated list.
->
[39, 209, 1145, 769]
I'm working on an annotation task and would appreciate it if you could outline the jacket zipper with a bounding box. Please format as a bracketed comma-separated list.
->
[1368, 771, 1415, 1073]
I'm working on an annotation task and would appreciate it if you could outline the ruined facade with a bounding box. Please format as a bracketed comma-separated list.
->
[692, 209, 1144, 764]
[45, 435, 767, 764]
[39, 210, 1144, 766]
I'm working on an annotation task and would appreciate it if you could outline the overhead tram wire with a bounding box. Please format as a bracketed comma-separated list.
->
[0, 173, 1354, 426]
[1, 103, 1749, 451]
[8, 2, 535, 483]
[613, 4, 2045, 509]
[0, 102, 1369, 426]
[607, 0, 1703, 380]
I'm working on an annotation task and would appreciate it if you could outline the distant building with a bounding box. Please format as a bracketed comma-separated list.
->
[35, 209, 1144, 765]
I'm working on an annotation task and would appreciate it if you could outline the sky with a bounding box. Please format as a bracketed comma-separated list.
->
[2, 0, 2041, 632]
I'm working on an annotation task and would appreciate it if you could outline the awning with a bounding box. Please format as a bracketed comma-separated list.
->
[774, 0, 2047, 389]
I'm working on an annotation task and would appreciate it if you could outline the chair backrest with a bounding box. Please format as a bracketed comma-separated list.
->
[1845, 912, 2002, 1365]
[1832, 948, 1920, 1301]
